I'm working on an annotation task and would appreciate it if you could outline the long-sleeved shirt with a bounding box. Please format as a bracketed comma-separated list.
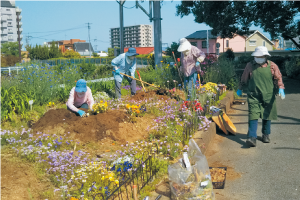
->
[239, 60, 285, 90]
[180, 46, 206, 77]
[66, 86, 94, 112]
[111, 53, 136, 82]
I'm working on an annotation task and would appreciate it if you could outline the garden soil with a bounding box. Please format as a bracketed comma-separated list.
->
[32, 109, 153, 151]
[1, 153, 58, 200]
[128, 90, 170, 101]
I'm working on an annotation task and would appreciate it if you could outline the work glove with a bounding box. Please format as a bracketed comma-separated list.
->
[77, 110, 86, 117]
[236, 89, 242, 97]
[278, 88, 285, 100]
[112, 69, 120, 75]
[196, 61, 200, 67]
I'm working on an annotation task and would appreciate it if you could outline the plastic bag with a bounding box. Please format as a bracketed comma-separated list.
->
[168, 139, 215, 200]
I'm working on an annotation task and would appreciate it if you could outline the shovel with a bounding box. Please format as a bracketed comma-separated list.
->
[113, 70, 160, 88]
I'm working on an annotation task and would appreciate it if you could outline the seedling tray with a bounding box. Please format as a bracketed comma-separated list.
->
[209, 167, 227, 189]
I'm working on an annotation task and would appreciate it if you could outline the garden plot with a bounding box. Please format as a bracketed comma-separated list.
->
[31, 108, 153, 152]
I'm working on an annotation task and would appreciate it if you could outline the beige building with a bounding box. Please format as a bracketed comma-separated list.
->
[245, 30, 274, 51]
[110, 24, 153, 48]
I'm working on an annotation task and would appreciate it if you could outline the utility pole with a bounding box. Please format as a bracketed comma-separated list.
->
[153, 1, 162, 67]
[119, 0, 125, 54]
[207, 30, 209, 55]
[16, 12, 21, 60]
[86, 22, 92, 57]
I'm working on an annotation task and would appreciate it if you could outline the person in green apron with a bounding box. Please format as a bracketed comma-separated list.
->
[236, 46, 285, 147]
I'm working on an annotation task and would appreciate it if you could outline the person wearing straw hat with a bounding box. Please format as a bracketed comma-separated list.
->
[111, 47, 139, 99]
[237, 46, 285, 147]
[177, 38, 206, 100]
[66, 79, 95, 117]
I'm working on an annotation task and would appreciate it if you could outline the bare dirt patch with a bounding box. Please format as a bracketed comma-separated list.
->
[1, 153, 56, 200]
[127, 90, 170, 101]
[31, 108, 154, 154]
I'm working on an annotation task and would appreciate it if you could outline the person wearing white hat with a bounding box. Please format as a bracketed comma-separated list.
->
[177, 38, 206, 99]
[237, 46, 285, 147]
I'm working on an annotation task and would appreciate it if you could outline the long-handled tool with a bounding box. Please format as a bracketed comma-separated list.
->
[136, 70, 146, 92]
[172, 51, 183, 84]
[113, 70, 159, 88]
[197, 73, 201, 89]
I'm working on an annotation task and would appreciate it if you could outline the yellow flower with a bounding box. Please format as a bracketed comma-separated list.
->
[102, 176, 105, 180]
[109, 176, 114, 181]
[115, 180, 119, 185]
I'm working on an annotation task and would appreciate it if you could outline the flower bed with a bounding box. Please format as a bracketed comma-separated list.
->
[1, 61, 226, 199]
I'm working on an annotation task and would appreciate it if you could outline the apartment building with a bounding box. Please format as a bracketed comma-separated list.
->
[110, 24, 153, 48]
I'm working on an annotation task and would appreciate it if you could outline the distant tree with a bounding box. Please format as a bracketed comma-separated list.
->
[49, 41, 62, 59]
[108, 48, 114, 57]
[165, 42, 181, 60]
[1, 42, 20, 56]
[1, 55, 7, 67]
[176, 1, 300, 49]
[92, 52, 99, 57]
[63, 49, 81, 58]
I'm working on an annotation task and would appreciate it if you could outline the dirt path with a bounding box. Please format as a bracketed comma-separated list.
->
[1, 152, 56, 200]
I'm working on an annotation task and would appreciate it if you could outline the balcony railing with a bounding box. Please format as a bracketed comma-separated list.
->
[1, 16, 7, 21]
[18, 22, 22, 26]
[1, 37, 8, 41]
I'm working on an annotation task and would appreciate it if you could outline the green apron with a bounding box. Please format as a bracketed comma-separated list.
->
[247, 61, 277, 121]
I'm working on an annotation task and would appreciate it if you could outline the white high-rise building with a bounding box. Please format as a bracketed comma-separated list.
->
[110, 24, 153, 48]
[1, 0, 22, 45]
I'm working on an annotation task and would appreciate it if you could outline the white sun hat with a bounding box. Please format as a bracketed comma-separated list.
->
[251, 46, 271, 56]
[177, 38, 192, 52]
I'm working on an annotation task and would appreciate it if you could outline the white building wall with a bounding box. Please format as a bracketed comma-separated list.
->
[1, 1, 22, 44]
[110, 24, 153, 48]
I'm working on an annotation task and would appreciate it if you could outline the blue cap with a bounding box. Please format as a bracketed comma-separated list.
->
[75, 79, 87, 93]
[125, 48, 139, 56]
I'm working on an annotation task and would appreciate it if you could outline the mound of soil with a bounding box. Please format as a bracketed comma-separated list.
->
[32, 109, 150, 145]
[128, 90, 170, 101]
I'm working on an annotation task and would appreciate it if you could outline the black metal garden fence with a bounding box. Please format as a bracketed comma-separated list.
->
[87, 153, 158, 200]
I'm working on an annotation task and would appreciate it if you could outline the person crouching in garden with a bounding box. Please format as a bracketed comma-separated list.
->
[177, 38, 206, 100]
[236, 46, 285, 147]
[111, 47, 139, 99]
[66, 79, 94, 117]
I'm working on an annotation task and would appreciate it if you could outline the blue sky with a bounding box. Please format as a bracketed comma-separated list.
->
[17, 0, 271, 51]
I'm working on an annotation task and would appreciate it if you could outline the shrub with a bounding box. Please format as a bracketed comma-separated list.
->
[284, 56, 300, 78]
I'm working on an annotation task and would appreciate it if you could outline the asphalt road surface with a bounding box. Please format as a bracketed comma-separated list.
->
[207, 77, 300, 200]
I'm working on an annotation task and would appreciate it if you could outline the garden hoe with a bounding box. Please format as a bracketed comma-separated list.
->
[136, 70, 147, 92]
[113, 70, 160, 89]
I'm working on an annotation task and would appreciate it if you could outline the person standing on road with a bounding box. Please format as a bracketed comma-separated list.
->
[111, 48, 139, 99]
[66, 79, 95, 117]
[177, 38, 206, 100]
[236, 46, 285, 147]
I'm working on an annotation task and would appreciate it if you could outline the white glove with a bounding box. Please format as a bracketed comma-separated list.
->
[197, 56, 205, 63]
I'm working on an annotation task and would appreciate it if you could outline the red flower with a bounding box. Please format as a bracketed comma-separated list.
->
[177, 58, 180, 62]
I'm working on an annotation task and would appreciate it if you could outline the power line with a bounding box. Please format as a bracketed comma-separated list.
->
[116, 0, 136, 9]
[23, 25, 86, 35]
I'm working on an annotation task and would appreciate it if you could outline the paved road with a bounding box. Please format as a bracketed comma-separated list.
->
[207, 77, 300, 200]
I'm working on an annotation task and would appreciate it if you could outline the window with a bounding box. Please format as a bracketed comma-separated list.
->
[190, 42, 197, 47]
[226, 40, 229, 47]
[202, 41, 207, 48]
[249, 40, 256, 46]
[8, 35, 13, 39]
[263, 41, 266, 47]
[6, 9, 10, 11]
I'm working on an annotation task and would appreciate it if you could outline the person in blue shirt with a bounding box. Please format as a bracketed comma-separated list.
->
[111, 48, 139, 99]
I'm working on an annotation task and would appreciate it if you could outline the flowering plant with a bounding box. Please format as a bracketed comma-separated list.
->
[125, 104, 146, 117]
[92, 101, 108, 114]
[180, 100, 203, 112]
[48, 101, 55, 107]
